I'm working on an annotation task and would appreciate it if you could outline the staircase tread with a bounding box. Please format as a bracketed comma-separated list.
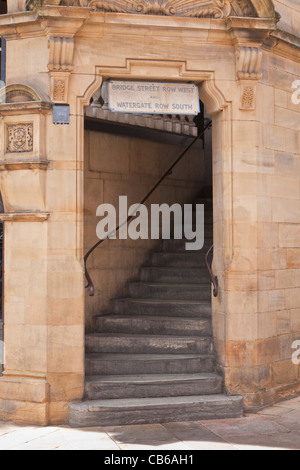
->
[85, 373, 221, 384]
[154, 251, 208, 255]
[129, 282, 210, 287]
[97, 315, 210, 322]
[86, 353, 213, 360]
[71, 394, 242, 411]
[142, 266, 207, 270]
[86, 333, 211, 340]
[116, 298, 211, 305]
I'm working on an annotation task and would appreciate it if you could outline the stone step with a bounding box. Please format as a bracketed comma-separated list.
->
[86, 334, 212, 355]
[113, 298, 211, 318]
[129, 282, 211, 301]
[69, 394, 243, 428]
[85, 373, 223, 400]
[95, 315, 212, 337]
[140, 266, 209, 283]
[151, 251, 207, 267]
[85, 353, 215, 376]
[163, 238, 213, 252]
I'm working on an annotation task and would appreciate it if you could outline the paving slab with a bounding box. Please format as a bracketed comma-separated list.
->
[0, 396, 300, 450]
[200, 415, 289, 437]
[225, 432, 300, 451]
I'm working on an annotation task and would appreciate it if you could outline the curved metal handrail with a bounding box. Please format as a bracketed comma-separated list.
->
[84, 119, 213, 296]
[205, 244, 218, 297]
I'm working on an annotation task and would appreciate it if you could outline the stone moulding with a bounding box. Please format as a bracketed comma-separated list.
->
[0, 211, 50, 222]
[24, 0, 276, 19]
[69, 0, 256, 18]
[0, 85, 52, 115]
[0, 160, 50, 170]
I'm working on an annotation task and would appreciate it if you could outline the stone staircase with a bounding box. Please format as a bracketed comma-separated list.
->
[69, 198, 243, 427]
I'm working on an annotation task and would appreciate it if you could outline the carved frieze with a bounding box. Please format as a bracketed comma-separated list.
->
[6, 123, 34, 153]
[59, 0, 257, 18]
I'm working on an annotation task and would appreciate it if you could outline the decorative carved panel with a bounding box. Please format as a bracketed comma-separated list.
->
[6, 123, 33, 153]
[53, 79, 66, 102]
[59, 0, 257, 18]
[240, 84, 256, 110]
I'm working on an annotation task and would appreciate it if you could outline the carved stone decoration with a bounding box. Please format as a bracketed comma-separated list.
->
[230, 0, 255, 17]
[53, 79, 66, 102]
[236, 46, 263, 80]
[240, 85, 256, 110]
[48, 37, 75, 73]
[6, 124, 34, 153]
[76, 0, 253, 18]
[48, 37, 75, 103]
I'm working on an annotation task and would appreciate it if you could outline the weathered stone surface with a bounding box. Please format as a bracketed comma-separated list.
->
[69, 395, 243, 428]
[85, 373, 223, 400]
[0, 0, 298, 427]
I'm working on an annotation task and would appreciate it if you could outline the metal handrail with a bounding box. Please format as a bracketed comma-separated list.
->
[84, 119, 213, 296]
[205, 244, 218, 297]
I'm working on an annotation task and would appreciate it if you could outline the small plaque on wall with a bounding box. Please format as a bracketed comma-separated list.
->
[53, 105, 70, 125]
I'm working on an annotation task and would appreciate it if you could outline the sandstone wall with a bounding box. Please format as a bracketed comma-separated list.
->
[273, 0, 300, 37]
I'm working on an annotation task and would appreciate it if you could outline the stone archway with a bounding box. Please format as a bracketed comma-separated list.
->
[76, 58, 234, 390]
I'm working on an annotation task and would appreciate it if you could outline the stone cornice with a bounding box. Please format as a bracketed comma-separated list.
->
[0, 101, 52, 115]
[0, 160, 50, 170]
[0, 211, 50, 222]
[0, 6, 298, 59]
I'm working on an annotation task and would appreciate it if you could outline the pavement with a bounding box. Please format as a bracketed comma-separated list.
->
[1, 396, 300, 450]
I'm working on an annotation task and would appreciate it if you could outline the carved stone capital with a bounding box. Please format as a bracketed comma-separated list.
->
[48, 37, 75, 103]
[236, 46, 263, 80]
[48, 37, 74, 73]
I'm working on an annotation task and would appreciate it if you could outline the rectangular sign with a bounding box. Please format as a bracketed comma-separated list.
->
[108, 81, 200, 115]
[53, 104, 70, 125]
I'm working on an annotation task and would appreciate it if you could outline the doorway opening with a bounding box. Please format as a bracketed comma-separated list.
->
[83, 81, 213, 330]
[69, 79, 245, 427]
